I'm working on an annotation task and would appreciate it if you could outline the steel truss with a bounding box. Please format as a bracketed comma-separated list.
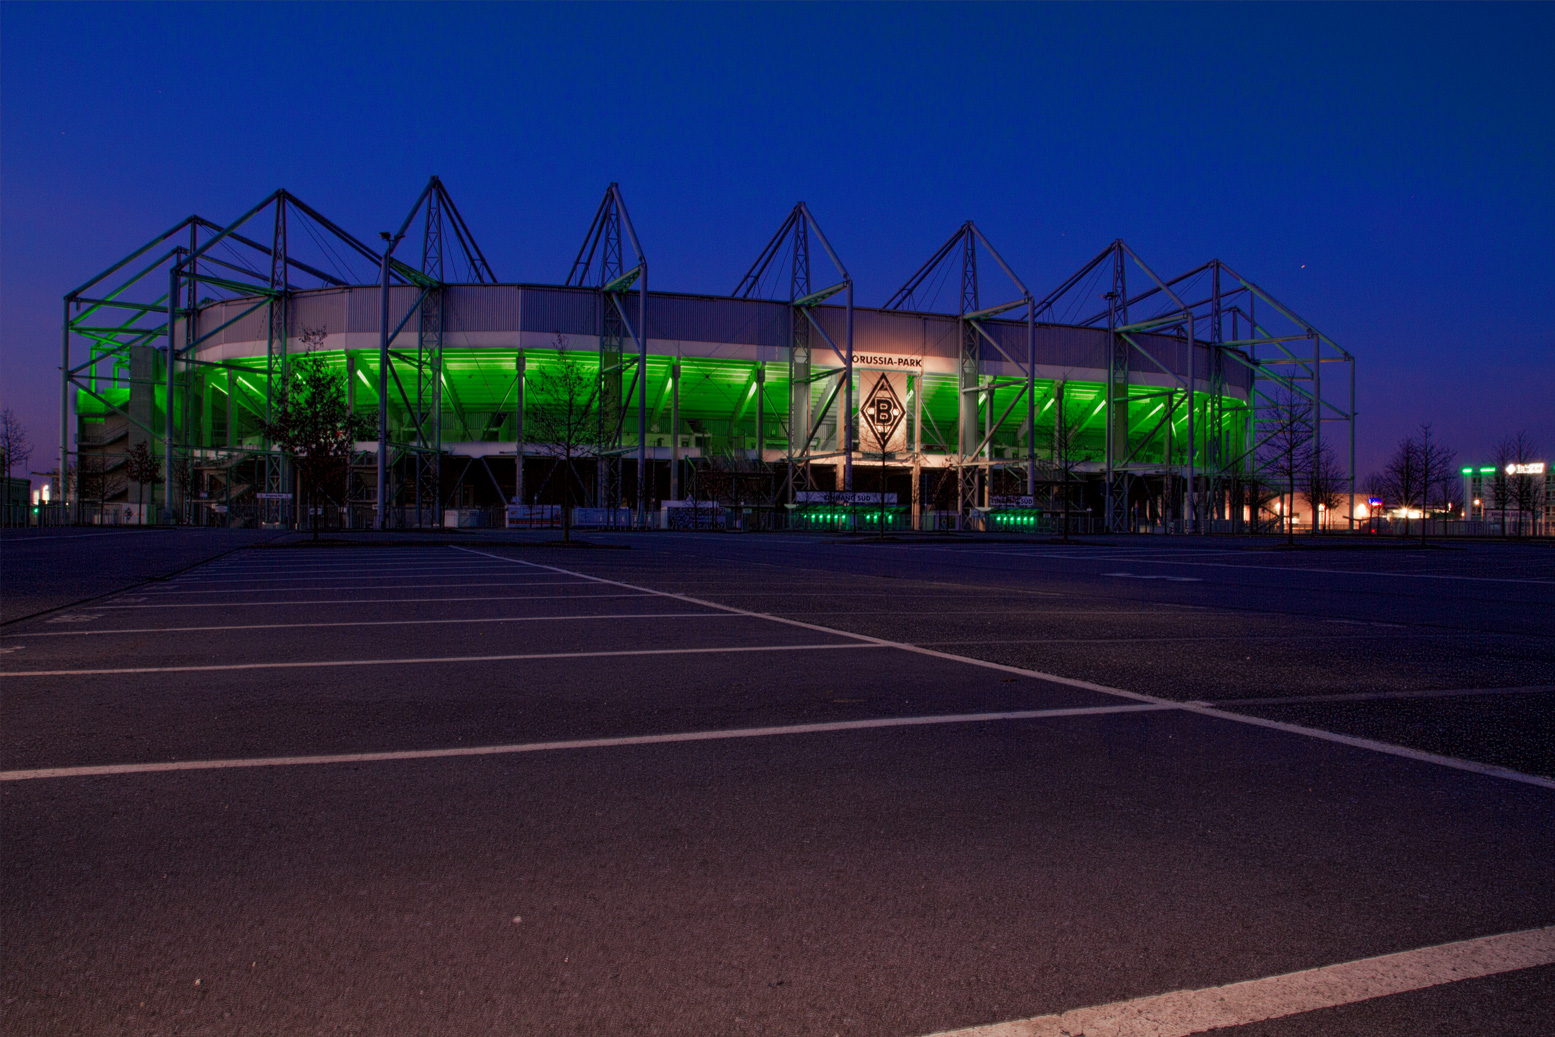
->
[1036, 241, 1356, 532]
[566, 183, 648, 527]
[375, 176, 496, 528]
[62, 183, 1350, 538]
[735, 203, 855, 500]
[886, 223, 1034, 529]
[61, 192, 382, 527]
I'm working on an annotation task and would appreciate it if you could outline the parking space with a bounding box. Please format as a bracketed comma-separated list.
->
[2, 532, 1552, 1035]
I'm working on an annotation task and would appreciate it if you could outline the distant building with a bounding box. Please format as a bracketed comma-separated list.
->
[1463, 462, 1550, 535]
[3, 475, 31, 526]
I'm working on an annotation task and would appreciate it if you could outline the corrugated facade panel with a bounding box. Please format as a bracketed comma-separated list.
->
[1225, 356, 1253, 391]
[804, 307, 962, 359]
[288, 290, 349, 338]
[803, 306, 846, 356]
[345, 286, 421, 334]
[1045, 325, 1109, 370]
[1131, 332, 1179, 378]
[646, 294, 786, 347]
[1131, 332, 1222, 384]
[445, 285, 522, 333]
[923, 315, 959, 358]
[982, 323, 1109, 370]
[520, 287, 597, 336]
[197, 299, 268, 346]
[978, 321, 1029, 365]
[849, 309, 924, 355]
[184, 284, 1255, 394]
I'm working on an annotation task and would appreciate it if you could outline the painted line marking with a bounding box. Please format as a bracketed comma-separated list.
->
[143, 580, 588, 595]
[6, 611, 738, 637]
[924, 924, 1555, 1037]
[165, 570, 567, 584]
[452, 548, 1555, 792]
[94, 592, 659, 610]
[0, 641, 878, 678]
[1103, 572, 1204, 582]
[0, 528, 176, 542]
[0, 704, 1173, 781]
[45, 614, 103, 624]
[916, 631, 1463, 646]
[197, 561, 505, 570]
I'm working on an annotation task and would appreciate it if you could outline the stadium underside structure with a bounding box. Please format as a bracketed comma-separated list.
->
[61, 178, 1356, 533]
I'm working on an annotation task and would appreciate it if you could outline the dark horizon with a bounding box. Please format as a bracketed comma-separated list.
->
[3, 3, 1551, 482]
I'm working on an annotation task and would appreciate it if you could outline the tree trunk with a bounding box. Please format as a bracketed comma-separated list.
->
[562, 459, 573, 543]
[1061, 478, 1070, 543]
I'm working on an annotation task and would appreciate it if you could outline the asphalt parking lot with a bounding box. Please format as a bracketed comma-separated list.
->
[2, 530, 1552, 1035]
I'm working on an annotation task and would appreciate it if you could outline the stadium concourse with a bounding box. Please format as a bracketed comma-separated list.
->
[2, 527, 1552, 1035]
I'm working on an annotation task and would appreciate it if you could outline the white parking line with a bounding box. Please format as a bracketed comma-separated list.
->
[0, 703, 1173, 781]
[926, 924, 1555, 1037]
[3, 612, 737, 637]
[141, 580, 590, 595]
[200, 561, 495, 570]
[0, 641, 880, 678]
[452, 547, 1555, 793]
[167, 562, 538, 581]
[167, 569, 550, 584]
[0, 529, 174, 542]
[1103, 572, 1204, 582]
[95, 592, 659, 610]
[917, 631, 1457, 646]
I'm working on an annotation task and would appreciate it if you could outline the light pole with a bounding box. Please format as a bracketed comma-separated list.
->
[376, 229, 405, 531]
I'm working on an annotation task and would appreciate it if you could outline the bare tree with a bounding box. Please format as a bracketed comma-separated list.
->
[1301, 442, 1345, 533]
[124, 440, 162, 524]
[1035, 383, 1092, 541]
[1490, 437, 1516, 535]
[1416, 423, 1456, 543]
[1381, 435, 1424, 537]
[172, 454, 197, 525]
[258, 326, 373, 540]
[696, 455, 735, 529]
[1362, 470, 1392, 530]
[75, 453, 106, 524]
[703, 448, 777, 531]
[525, 338, 599, 543]
[1257, 390, 1313, 544]
[1495, 430, 1542, 536]
[684, 456, 722, 530]
[0, 408, 32, 479]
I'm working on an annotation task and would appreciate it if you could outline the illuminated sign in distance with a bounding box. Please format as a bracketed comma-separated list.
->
[1506, 462, 1546, 476]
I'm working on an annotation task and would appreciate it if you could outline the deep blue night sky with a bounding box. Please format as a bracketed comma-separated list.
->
[3, 2, 1550, 480]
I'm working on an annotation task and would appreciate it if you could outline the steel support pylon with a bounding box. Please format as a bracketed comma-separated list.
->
[887, 221, 1033, 533]
[734, 202, 854, 509]
[567, 183, 648, 527]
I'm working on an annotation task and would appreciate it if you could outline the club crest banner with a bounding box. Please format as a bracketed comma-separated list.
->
[858, 370, 908, 453]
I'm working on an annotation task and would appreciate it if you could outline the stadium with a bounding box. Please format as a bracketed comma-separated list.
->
[61, 178, 1356, 533]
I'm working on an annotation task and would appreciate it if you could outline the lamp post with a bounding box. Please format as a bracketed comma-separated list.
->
[376, 229, 405, 531]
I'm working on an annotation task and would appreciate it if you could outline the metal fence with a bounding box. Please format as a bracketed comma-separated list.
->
[12, 500, 1551, 539]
